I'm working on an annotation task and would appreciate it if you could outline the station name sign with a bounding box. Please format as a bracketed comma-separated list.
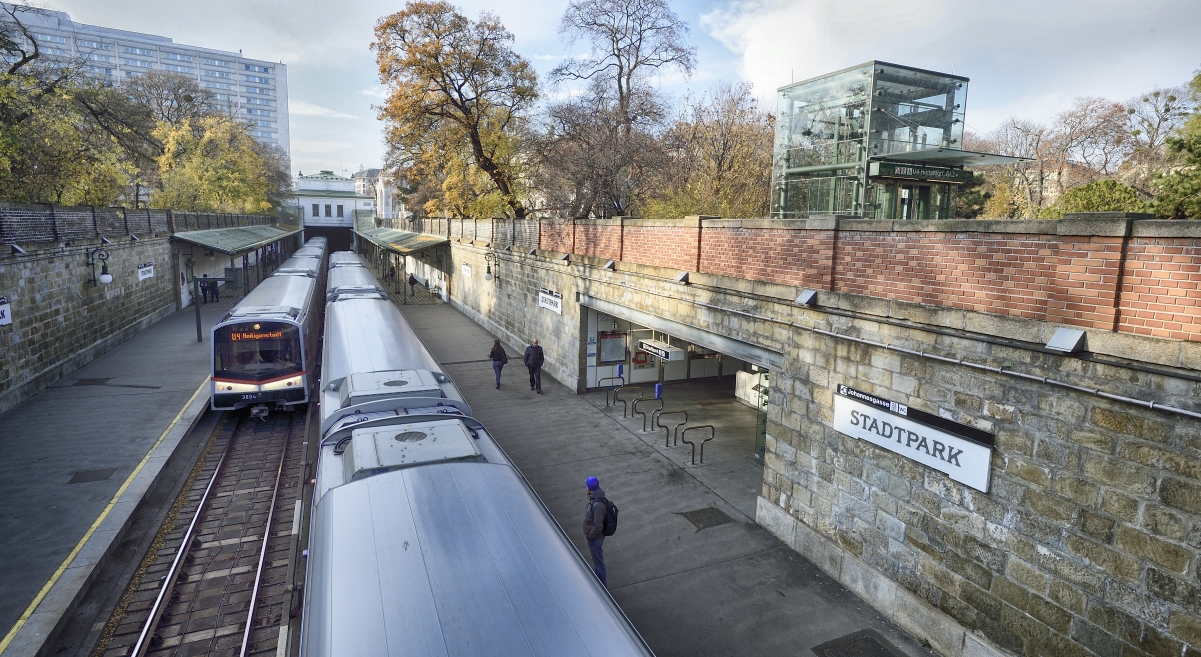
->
[833, 385, 993, 492]
[538, 287, 562, 315]
[638, 339, 685, 361]
[869, 161, 974, 185]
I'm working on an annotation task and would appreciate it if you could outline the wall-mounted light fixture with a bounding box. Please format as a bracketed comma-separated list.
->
[603, 260, 616, 270]
[1045, 328, 1087, 354]
[205, 250, 216, 262]
[11, 244, 26, 255]
[674, 271, 690, 284]
[559, 253, 570, 264]
[527, 248, 537, 256]
[87, 247, 113, 285]
[484, 252, 500, 282]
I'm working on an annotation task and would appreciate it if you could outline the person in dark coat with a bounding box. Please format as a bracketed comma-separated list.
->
[488, 339, 507, 389]
[408, 273, 418, 296]
[200, 274, 210, 303]
[583, 476, 607, 588]
[210, 277, 220, 302]
[523, 339, 544, 393]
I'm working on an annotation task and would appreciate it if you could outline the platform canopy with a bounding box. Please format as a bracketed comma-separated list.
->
[172, 224, 302, 256]
[870, 148, 1031, 167]
[355, 226, 448, 255]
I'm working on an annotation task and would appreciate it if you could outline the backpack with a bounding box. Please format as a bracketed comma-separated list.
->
[601, 497, 619, 536]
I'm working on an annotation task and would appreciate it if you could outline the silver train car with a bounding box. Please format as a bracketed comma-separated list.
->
[301, 264, 655, 657]
[209, 238, 327, 410]
[325, 258, 383, 302]
[327, 250, 366, 269]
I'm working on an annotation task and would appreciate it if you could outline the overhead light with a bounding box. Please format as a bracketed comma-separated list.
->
[674, 272, 689, 284]
[796, 289, 818, 306]
[603, 260, 615, 270]
[1045, 328, 1087, 354]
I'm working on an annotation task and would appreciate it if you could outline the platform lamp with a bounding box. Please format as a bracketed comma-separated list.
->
[87, 247, 113, 285]
[484, 252, 500, 282]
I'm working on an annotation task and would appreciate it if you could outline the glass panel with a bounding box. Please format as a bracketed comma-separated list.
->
[868, 63, 967, 158]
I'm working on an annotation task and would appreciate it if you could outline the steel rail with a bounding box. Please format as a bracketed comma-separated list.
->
[239, 414, 293, 657]
[130, 416, 240, 657]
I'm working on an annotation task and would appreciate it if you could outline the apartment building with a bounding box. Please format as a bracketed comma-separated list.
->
[8, 3, 289, 157]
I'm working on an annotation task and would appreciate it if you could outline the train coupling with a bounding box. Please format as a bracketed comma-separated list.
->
[250, 404, 269, 421]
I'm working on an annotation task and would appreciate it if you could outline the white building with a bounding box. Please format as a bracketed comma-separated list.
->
[294, 171, 373, 228]
[352, 167, 406, 220]
[9, 3, 289, 157]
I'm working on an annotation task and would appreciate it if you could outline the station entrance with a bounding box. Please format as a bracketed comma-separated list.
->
[581, 298, 783, 477]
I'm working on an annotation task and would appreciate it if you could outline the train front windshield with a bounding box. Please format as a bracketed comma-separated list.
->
[214, 323, 303, 382]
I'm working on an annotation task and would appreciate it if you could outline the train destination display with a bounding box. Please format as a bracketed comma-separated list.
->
[833, 385, 993, 492]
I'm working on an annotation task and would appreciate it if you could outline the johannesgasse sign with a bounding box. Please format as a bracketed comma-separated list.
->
[833, 385, 993, 492]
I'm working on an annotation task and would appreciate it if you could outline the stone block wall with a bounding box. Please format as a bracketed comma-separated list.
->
[434, 233, 1201, 657]
[0, 236, 176, 413]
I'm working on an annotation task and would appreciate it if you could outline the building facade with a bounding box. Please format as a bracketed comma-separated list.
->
[352, 167, 406, 220]
[294, 170, 373, 228]
[10, 3, 289, 156]
[771, 61, 1017, 220]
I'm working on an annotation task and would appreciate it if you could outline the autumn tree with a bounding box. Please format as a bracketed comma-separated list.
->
[152, 116, 287, 213]
[373, 2, 537, 219]
[643, 82, 774, 218]
[1152, 68, 1201, 219]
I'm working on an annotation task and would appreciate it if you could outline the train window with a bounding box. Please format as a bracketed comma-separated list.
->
[213, 323, 302, 381]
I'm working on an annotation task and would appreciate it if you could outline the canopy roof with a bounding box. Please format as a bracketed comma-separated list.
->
[871, 148, 1031, 167]
[173, 224, 301, 256]
[355, 226, 448, 255]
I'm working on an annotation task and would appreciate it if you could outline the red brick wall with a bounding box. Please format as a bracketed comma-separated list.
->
[526, 218, 1201, 342]
[621, 226, 699, 271]
[700, 228, 835, 289]
[574, 223, 622, 260]
[539, 219, 573, 253]
[1119, 237, 1201, 341]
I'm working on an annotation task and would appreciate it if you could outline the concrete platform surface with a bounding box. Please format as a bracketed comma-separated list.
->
[400, 302, 938, 657]
[0, 301, 233, 656]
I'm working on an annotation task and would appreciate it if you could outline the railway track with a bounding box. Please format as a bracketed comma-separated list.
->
[95, 408, 310, 657]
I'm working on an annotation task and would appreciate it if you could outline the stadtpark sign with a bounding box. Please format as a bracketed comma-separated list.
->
[833, 384, 994, 492]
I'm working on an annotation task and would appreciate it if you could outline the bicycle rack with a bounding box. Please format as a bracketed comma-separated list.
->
[655, 410, 688, 447]
[599, 376, 626, 407]
[613, 386, 644, 418]
[681, 425, 716, 464]
[633, 397, 664, 432]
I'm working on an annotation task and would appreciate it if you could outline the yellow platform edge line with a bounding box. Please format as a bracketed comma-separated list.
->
[0, 377, 210, 655]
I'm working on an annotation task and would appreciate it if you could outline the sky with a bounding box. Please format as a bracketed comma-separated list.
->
[46, 0, 1201, 178]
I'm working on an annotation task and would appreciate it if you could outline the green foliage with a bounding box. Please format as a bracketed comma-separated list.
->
[1038, 180, 1145, 218]
[1151, 67, 1201, 219]
[953, 173, 990, 219]
[152, 116, 277, 213]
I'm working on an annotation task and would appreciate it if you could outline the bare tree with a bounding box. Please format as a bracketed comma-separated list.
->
[122, 70, 218, 126]
[1121, 86, 1194, 197]
[552, 0, 695, 133]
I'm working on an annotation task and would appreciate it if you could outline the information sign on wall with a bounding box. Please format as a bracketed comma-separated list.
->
[137, 262, 155, 281]
[833, 385, 994, 492]
[538, 287, 562, 314]
[638, 339, 685, 361]
[461, 263, 471, 277]
[0, 296, 11, 326]
[868, 161, 974, 184]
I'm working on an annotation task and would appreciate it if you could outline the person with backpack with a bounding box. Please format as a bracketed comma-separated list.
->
[583, 475, 617, 588]
[408, 273, 418, 296]
[488, 339, 508, 389]
[523, 339, 544, 393]
[200, 274, 210, 303]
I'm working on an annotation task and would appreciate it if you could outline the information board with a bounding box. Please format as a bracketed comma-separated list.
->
[598, 333, 626, 363]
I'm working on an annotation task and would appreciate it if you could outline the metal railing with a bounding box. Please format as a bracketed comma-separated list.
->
[655, 410, 689, 447]
[632, 397, 663, 432]
[613, 386, 643, 418]
[599, 377, 625, 407]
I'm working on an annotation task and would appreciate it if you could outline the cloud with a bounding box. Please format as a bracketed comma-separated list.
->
[290, 100, 361, 119]
[291, 139, 356, 154]
[360, 87, 388, 99]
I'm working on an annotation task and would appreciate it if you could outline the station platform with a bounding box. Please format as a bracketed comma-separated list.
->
[0, 300, 234, 657]
[400, 303, 936, 657]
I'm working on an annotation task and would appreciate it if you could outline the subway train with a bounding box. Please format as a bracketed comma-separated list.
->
[209, 238, 328, 411]
[301, 257, 655, 657]
[325, 251, 384, 302]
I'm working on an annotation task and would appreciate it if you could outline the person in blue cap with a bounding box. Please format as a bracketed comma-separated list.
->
[583, 476, 608, 587]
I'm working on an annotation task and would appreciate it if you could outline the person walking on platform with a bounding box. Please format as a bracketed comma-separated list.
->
[489, 339, 508, 389]
[523, 339, 544, 393]
[200, 274, 210, 303]
[584, 476, 608, 588]
[408, 273, 418, 296]
[210, 278, 220, 303]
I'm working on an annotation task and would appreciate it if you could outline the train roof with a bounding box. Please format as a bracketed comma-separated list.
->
[328, 251, 366, 269]
[326, 266, 383, 297]
[217, 274, 316, 324]
[276, 255, 323, 277]
[303, 461, 653, 657]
